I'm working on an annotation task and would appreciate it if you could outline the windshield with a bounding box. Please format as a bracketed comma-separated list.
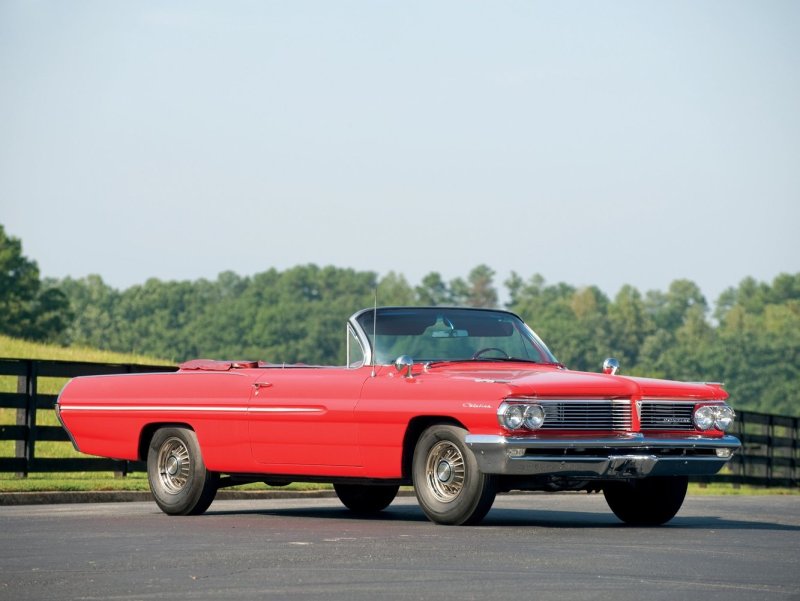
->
[355, 307, 558, 365]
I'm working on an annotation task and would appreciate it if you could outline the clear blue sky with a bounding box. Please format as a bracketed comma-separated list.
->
[1, 1, 798, 305]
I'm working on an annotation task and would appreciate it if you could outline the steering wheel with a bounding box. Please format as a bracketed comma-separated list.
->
[471, 347, 510, 360]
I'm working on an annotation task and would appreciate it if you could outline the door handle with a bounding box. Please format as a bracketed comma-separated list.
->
[253, 382, 272, 395]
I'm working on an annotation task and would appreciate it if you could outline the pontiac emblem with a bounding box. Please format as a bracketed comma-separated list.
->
[658, 417, 692, 424]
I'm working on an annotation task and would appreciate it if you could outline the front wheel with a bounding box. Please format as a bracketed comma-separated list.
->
[603, 476, 688, 526]
[334, 483, 399, 514]
[412, 425, 497, 525]
[147, 427, 219, 516]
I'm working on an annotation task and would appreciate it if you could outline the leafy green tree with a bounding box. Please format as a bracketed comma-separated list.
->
[637, 274, 800, 415]
[448, 277, 470, 306]
[0, 224, 71, 341]
[378, 272, 415, 305]
[26, 283, 74, 342]
[607, 285, 653, 367]
[706, 276, 800, 415]
[49, 257, 799, 417]
[56, 275, 117, 349]
[505, 273, 610, 371]
[0, 225, 39, 333]
[646, 279, 707, 332]
[465, 264, 498, 308]
[558, 286, 610, 371]
[415, 272, 451, 305]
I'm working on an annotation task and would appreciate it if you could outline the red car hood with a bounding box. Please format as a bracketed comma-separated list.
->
[428, 363, 728, 400]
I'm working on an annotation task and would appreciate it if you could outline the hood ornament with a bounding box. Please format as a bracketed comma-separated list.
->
[395, 355, 414, 379]
[602, 357, 620, 375]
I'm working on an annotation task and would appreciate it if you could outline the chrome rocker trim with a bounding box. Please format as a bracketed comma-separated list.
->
[464, 434, 742, 479]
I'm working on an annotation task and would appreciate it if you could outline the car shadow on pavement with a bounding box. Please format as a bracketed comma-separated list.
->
[204, 504, 800, 531]
[482, 508, 800, 531]
[206, 504, 430, 522]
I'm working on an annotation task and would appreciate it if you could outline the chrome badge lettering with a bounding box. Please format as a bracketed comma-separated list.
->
[658, 417, 692, 424]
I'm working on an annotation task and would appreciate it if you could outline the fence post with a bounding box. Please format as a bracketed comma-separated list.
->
[766, 414, 775, 487]
[793, 416, 798, 488]
[733, 411, 745, 488]
[114, 461, 129, 479]
[14, 360, 38, 478]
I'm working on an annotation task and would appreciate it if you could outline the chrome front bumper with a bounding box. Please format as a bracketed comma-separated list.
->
[464, 434, 741, 479]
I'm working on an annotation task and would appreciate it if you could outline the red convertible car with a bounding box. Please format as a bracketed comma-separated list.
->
[57, 307, 740, 525]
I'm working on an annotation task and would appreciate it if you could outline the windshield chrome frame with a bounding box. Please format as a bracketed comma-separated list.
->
[348, 306, 558, 367]
[345, 323, 368, 368]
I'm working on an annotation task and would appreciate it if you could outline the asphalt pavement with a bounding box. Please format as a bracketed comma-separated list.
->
[1, 493, 799, 601]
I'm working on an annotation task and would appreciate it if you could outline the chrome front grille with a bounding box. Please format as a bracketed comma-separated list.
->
[639, 401, 696, 431]
[540, 400, 631, 431]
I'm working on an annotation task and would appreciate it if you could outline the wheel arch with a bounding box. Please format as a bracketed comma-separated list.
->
[401, 416, 467, 480]
[138, 422, 196, 461]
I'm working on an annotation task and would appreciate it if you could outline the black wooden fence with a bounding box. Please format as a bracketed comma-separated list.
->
[700, 409, 799, 488]
[0, 358, 177, 476]
[1, 358, 798, 487]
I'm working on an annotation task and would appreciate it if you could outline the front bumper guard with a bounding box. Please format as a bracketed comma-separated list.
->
[464, 434, 742, 479]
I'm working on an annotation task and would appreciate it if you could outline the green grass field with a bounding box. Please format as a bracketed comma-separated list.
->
[1, 334, 796, 495]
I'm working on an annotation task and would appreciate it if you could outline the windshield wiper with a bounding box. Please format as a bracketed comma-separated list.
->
[471, 357, 540, 363]
[426, 357, 541, 366]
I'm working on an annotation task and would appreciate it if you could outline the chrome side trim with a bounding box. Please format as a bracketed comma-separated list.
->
[60, 405, 248, 412]
[59, 405, 324, 414]
[248, 407, 324, 414]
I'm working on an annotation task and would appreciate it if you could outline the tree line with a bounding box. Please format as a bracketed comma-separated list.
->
[1, 224, 798, 416]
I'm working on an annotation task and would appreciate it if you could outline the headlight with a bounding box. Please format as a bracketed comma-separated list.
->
[693, 405, 716, 430]
[523, 405, 545, 430]
[714, 406, 735, 431]
[693, 404, 735, 432]
[498, 402, 545, 431]
[500, 404, 526, 430]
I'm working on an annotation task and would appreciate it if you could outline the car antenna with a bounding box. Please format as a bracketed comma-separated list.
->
[371, 288, 378, 377]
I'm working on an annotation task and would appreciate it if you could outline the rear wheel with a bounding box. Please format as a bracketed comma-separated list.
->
[412, 425, 497, 525]
[334, 483, 399, 514]
[603, 476, 688, 526]
[147, 427, 218, 516]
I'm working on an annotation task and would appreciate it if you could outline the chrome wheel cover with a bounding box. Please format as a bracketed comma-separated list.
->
[157, 437, 191, 494]
[425, 440, 466, 502]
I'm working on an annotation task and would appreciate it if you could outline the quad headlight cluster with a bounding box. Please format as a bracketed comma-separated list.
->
[498, 402, 545, 431]
[498, 400, 735, 433]
[693, 404, 735, 432]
